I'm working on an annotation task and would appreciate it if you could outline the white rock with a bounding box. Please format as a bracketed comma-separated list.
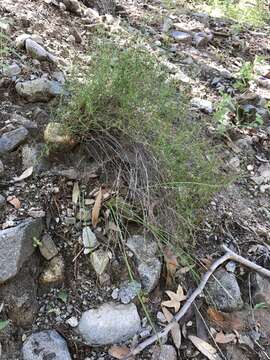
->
[66, 316, 78, 327]
[191, 97, 213, 113]
[90, 249, 110, 275]
[78, 303, 141, 345]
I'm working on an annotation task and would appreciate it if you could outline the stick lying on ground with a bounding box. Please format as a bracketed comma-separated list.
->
[124, 244, 270, 359]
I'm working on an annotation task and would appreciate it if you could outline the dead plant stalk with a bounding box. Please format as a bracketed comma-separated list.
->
[124, 245, 270, 358]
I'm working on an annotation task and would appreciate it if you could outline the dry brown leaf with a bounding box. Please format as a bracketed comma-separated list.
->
[92, 187, 103, 228]
[207, 307, 225, 323]
[164, 247, 178, 287]
[215, 332, 236, 344]
[108, 345, 130, 359]
[72, 182, 80, 204]
[161, 307, 181, 349]
[7, 195, 21, 209]
[188, 335, 222, 360]
[161, 285, 186, 312]
[13, 166, 33, 182]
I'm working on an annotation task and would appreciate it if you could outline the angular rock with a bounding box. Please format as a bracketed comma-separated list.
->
[22, 330, 72, 360]
[25, 38, 55, 62]
[191, 97, 213, 113]
[44, 122, 74, 146]
[257, 77, 270, 90]
[78, 303, 141, 345]
[152, 345, 177, 360]
[252, 273, 270, 306]
[126, 235, 161, 292]
[82, 226, 99, 254]
[138, 259, 162, 293]
[22, 143, 49, 173]
[39, 255, 65, 285]
[194, 32, 213, 47]
[171, 31, 192, 44]
[126, 235, 158, 263]
[39, 233, 58, 260]
[0, 126, 29, 154]
[90, 249, 110, 276]
[205, 269, 243, 312]
[0, 218, 43, 283]
[118, 280, 141, 304]
[16, 78, 64, 102]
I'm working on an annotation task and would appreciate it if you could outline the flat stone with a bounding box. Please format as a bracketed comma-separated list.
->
[78, 303, 141, 345]
[191, 97, 213, 113]
[22, 330, 72, 360]
[171, 31, 192, 43]
[0, 218, 43, 283]
[205, 269, 243, 312]
[0, 126, 29, 154]
[90, 249, 110, 276]
[16, 78, 64, 102]
[39, 233, 58, 260]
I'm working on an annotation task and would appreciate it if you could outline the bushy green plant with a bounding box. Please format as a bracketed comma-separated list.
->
[60, 43, 227, 241]
[235, 61, 254, 92]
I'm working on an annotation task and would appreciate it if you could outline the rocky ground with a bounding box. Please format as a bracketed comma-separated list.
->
[1, 0, 270, 359]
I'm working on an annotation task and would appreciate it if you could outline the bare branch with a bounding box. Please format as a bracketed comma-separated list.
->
[125, 245, 270, 358]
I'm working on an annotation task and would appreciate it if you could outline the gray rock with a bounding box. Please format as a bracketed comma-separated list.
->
[252, 273, 270, 306]
[205, 269, 243, 312]
[11, 114, 38, 133]
[25, 39, 55, 62]
[126, 235, 161, 292]
[39, 233, 58, 260]
[22, 143, 49, 173]
[0, 218, 43, 283]
[78, 303, 141, 345]
[82, 226, 99, 254]
[191, 97, 213, 113]
[194, 32, 213, 47]
[15, 78, 64, 102]
[15, 34, 31, 49]
[126, 235, 158, 263]
[118, 281, 141, 304]
[138, 259, 162, 293]
[22, 330, 72, 360]
[152, 345, 177, 360]
[0, 160, 4, 176]
[0, 127, 29, 154]
[0, 194, 5, 207]
[171, 31, 192, 44]
[2, 63, 21, 77]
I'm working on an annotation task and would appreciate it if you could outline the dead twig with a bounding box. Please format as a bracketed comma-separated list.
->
[124, 244, 270, 359]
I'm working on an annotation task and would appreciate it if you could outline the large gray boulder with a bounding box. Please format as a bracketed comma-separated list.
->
[78, 302, 141, 345]
[0, 127, 29, 154]
[0, 218, 43, 283]
[15, 78, 64, 102]
[22, 330, 72, 360]
[25, 39, 56, 62]
[205, 269, 243, 312]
